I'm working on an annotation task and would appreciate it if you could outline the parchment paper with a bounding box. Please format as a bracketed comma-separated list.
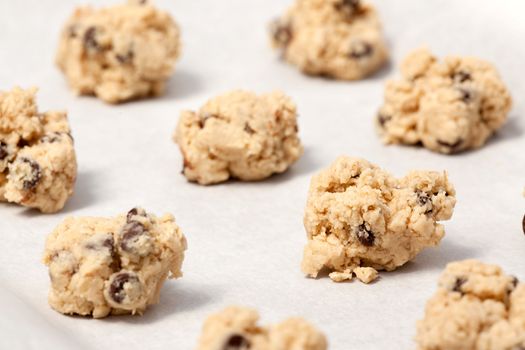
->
[0, 0, 524, 349]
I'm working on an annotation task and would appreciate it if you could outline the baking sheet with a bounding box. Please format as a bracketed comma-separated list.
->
[0, 0, 524, 349]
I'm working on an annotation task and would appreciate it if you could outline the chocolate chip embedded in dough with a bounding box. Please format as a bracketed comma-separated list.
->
[17, 138, 30, 148]
[349, 41, 373, 59]
[126, 207, 147, 222]
[106, 271, 142, 304]
[416, 191, 433, 214]
[271, 20, 293, 48]
[83, 26, 100, 50]
[0, 141, 8, 160]
[509, 276, 519, 293]
[437, 139, 463, 153]
[17, 157, 42, 190]
[355, 224, 375, 246]
[334, 0, 361, 18]
[377, 113, 391, 127]
[453, 70, 472, 83]
[84, 233, 115, 256]
[41, 132, 65, 143]
[116, 50, 134, 64]
[223, 334, 251, 350]
[452, 276, 467, 294]
[119, 221, 153, 257]
[244, 123, 255, 135]
[457, 88, 472, 103]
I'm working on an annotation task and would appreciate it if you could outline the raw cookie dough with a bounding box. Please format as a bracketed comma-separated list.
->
[416, 260, 525, 350]
[270, 0, 388, 80]
[302, 156, 456, 283]
[42, 207, 187, 318]
[377, 47, 512, 154]
[196, 306, 328, 350]
[174, 90, 303, 185]
[56, 0, 180, 103]
[0, 87, 77, 213]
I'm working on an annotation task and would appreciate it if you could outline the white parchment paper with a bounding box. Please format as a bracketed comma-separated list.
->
[0, 0, 524, 349]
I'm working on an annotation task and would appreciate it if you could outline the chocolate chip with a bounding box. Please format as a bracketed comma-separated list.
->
[416, 191, 433, 214]
[119, 221, 152, 257]
[116, 50, 134, 64]
[17, 138, 30, 148]
[437, 139, 463, 152]
[377, 113, 391, 127]
[84, 233, 115, 256]
[83, 26, 99, 50]
[0, 141, 8, 160]
[453, 70, 471, 83]
[349, 41, 373, 59]
[107, 271, 141, 304]
[18, 158, 42, 190]
[126, 207, 146, 222]
[271, 20, 293, 48]
[244, 123, 255, 135]
[223, 334, 250, 350]
[127, 208, 138, 219]
[458, 88, 472, 103]
[416, 191, 430, 206]
[452, 277, 467, 294]
[40, 132, 65, 143]
[355, 224, 375, 246]
[511, 276, 519, 289]
[334, 0, 361, 18]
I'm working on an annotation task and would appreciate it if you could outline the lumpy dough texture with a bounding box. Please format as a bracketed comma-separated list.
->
[377, 47, 512, 154]
[270, 0, 388, 80]
[195, 306, 328, 350]
[0, 87, 77, 213]
[174, 90, 303, 185]
[416, 260, 525, 350]
[56, 0, 180, 103]
[302, 156, 456, 283]
[43, 207, 187, 318]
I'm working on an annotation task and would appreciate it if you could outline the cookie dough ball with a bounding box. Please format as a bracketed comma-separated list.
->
[42, 207, 187, 318]
[416, 260, 525, 350]
[56, 0, 180, 103]
[377, 47, 512, 154]
[174, 90, 303, 185]
[270, 0, 388, 80]
[302, 156, 456, 283]
[196, 306, 328, 350]
[0, 87, 77, 213]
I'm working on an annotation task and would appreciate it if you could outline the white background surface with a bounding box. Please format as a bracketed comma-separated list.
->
[1, 0, 524, 349]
